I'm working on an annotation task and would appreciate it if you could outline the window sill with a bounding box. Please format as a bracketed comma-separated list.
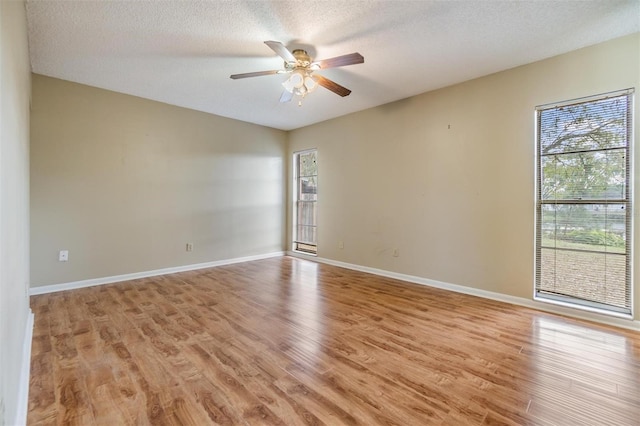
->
[533, 295, 633, 320]
[292, 250, 317, 257]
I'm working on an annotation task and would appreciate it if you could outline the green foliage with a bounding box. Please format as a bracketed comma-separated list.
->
[299, 151, 317, 177]
[540, 95, 628, 202]
[557, 229, 625, 248]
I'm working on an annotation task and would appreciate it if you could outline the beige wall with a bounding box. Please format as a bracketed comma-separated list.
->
[30, 75, 287, 287]
[0, 0, 32, 423]
[288, 33, 640, 321]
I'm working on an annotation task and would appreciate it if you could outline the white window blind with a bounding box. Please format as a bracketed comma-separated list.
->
[535, 89, 633, 315]
[294, 150, 317, 254]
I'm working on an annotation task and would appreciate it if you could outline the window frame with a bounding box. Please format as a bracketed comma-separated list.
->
[534, 89, 634, 318]
[292, 148, 318, 255]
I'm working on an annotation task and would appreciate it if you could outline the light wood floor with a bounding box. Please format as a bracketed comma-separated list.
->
[28, 256, 640, 425]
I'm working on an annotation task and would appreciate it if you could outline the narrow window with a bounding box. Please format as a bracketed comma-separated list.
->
[293, 149, 317, 255]
[535, 89, 633, 316]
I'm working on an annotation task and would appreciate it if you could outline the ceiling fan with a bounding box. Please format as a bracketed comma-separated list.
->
[230, 41, 364, 105]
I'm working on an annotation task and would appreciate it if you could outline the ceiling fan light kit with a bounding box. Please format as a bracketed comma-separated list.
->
[230, 41, 364, 106]
[282, 70, 318, 106]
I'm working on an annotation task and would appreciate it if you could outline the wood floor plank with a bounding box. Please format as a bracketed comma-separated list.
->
[28, 256, 640, 425]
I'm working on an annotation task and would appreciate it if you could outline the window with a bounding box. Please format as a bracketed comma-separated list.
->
[293, 149, 317, 254]
[535, 89, 633, 316]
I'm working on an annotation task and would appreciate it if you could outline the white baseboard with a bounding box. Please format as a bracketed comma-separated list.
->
[30, 250, 639, 332]
[29, 252, 285, 296]
[14, 309, 34, 426]
[287, 251, 640, 332]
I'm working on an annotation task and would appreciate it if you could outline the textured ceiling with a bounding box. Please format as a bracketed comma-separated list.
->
[26, 0, 640, 131]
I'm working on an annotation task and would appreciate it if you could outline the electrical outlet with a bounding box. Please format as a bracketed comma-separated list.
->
[186, 243, 193, 252]
[59, 250, 69, 262]
[392, 248, 399, 257]
[339, 241, 344, 249]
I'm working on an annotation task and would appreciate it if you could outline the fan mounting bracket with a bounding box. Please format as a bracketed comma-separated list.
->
[284, 49, 312, 71]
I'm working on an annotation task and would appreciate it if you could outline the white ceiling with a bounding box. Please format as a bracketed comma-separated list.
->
[26, 1, 640, 131]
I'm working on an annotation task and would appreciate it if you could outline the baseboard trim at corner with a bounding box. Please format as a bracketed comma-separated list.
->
[29, 251, 285, 296]
[286, 252, 640, 332]
[15, 309, 34, 426]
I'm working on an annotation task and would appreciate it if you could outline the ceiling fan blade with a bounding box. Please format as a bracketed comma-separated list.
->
[279, 90, 293, 103]
[264, 41, 296, 63]
[311, 52, 364, 70]
[315, 75, 352, 97]
[230, 70, 282, 79]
